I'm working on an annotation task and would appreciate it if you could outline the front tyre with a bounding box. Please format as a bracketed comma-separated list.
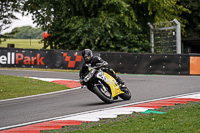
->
[119, 87, 131, 100]
[93, 84, 114, 104]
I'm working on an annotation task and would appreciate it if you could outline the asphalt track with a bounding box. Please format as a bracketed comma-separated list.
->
[0, 69, 199, 129]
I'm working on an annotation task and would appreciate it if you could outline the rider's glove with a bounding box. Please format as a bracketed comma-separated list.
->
[96, 63, 102, 67]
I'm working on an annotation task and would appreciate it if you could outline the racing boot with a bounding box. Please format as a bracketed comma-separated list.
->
[116, 77, 126, 88]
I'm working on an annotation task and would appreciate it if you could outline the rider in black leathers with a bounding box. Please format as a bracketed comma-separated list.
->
[79, 49, 125, 87]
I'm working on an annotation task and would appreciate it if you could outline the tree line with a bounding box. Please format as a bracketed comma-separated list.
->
[1, 0, 199, 52]
[5, 26, 43, 39]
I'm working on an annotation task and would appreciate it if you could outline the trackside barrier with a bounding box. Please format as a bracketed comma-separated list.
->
[0, 48, 84, 70]
[190, 56, 200, 75]
[101, 52, 190, 75]
[0, 48, 200, 75]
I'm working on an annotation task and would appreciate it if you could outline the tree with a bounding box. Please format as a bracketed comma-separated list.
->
[11, 26, 43, 39]
[23, 0, 190, 52]
[178, 0, 200, 38]
[0, 0, 21, 43]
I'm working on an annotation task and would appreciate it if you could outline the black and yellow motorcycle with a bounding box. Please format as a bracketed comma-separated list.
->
[81, 64, 131, 103]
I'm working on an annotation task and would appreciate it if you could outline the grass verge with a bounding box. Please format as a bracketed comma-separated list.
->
[0, 75, 69, 100]
[42, 102, 200, 133]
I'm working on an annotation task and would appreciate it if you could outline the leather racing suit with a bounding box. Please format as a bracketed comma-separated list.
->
[79, 56, 124, 86]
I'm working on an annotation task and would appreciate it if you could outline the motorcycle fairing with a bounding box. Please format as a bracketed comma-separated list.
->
[103, 72, 124, 97]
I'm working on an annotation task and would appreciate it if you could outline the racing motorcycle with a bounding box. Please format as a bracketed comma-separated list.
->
[81, 64, 131, 104]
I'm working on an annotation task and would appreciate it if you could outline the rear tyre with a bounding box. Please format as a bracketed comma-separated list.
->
[119, 87, 131, 100]
[93, 84, 113, 104]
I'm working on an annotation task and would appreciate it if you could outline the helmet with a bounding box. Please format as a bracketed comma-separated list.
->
[82, 49, 93, 63]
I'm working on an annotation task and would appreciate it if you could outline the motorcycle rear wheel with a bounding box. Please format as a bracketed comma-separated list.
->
[93, 85, 114, 104]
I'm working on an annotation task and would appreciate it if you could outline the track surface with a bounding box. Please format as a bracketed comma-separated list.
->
[0, 69, 199, 128]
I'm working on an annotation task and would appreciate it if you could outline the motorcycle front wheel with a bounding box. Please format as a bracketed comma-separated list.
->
[93, 84, 114, 104]
[119, 87, 131, 100]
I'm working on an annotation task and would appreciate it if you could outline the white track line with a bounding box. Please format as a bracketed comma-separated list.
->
[30, 77, 80, 82]
[179, 93, 200, 99]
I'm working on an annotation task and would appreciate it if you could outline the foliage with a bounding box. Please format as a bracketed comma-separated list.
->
[179, 0, 200, 38]
[0, 0, 21, 43]
[23, 0, 190, 52]
[0, 0, 21, 32]
[139, 0, 190, 22]
[10, 26, 43, 39]
[1, 0, 198, 52]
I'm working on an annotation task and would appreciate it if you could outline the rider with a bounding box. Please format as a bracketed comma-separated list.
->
[79, 49, 125, 87]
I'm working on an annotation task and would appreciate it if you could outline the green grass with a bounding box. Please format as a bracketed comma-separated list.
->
[43, 102, 200, 133]
[0, 39, 48, 49]
[0, 75, 69, 100]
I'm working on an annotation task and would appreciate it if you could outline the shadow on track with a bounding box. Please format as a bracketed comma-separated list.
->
[81, 99, 125, 106]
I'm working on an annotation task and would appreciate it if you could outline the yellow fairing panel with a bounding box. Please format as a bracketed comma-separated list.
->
[104, 72, 124, 97]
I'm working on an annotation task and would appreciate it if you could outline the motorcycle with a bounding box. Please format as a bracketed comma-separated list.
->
[81, 64, 131, 103]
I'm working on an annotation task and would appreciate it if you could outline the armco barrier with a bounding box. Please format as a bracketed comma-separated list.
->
[0, 48, 200, 75]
